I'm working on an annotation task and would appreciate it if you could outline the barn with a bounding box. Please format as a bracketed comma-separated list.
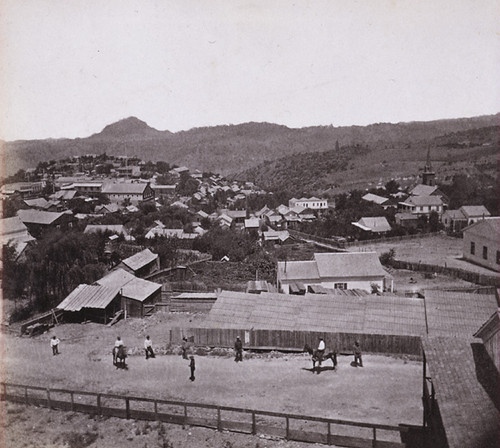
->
[57, 268, 162, 322]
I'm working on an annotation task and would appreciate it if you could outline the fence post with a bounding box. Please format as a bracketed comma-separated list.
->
[97, 394, 102, 415]
[70, 392, 74, 411]
[125, 398, 130, 419]
[252, 412, 256, 435]
[328, 422, 331, 445]
[285, 416, 290, 440]
[372, 427, 377, 447]
[154, 400, 158, 420]
[46, 388, 52, 409]
[25, 386, 29, 406]
[183, 404, 188, 428]
[217, 407, 222, 431]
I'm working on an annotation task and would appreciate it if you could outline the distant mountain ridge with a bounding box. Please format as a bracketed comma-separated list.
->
[91, 117, 166, 139]
[3, 114, 499, 184]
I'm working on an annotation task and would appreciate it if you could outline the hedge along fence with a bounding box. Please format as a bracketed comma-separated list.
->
[169, 328, 423, 357]
[391, 259, 500, 287]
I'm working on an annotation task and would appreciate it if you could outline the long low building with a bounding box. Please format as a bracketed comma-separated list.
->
[204, 290, 426, 336]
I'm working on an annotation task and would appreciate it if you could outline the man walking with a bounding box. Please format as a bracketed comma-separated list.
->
[234, 336, 243, 362]
[353, 340, 363, 367]
[144, 335, 155, 359]
[50, 336, 60, 355]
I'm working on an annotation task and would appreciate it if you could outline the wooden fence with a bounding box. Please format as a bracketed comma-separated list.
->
[169, 328, 423, 357]
[289, 229, 441, 249]
[1, 382, 412, 448]
[391, 260, 500, 287]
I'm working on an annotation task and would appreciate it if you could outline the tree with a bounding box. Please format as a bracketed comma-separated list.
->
[384, 180, 400, 195]
[429, 211, 441, 232]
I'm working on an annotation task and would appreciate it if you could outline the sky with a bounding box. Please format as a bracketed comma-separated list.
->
[0, 0, 499, 141]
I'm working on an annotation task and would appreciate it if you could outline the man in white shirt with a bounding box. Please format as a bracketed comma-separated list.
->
[317, 337, 325, 360]
[50, 336, 60, 355]
[144, 335, 155, 359]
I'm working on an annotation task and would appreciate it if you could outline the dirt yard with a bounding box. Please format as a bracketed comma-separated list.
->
[349, 234, 498, 276]
[2, 313, 423, 447]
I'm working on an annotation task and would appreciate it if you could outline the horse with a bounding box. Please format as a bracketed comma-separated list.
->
[113, 345, 128, 369]
[304, 344, 337, 372]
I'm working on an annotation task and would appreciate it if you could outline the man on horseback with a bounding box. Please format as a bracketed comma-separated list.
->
[317, 337, 325, 362]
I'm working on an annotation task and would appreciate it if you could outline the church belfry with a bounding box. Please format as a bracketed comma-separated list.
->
[422, 147, 436, 186]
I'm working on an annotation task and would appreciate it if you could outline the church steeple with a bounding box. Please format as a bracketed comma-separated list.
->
[422, 147, 436, 186]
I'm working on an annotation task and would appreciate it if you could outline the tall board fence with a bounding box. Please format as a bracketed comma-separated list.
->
[391, 260, 500, 287]
[1, 382, 414, 448]
[169, 328, 423, 357]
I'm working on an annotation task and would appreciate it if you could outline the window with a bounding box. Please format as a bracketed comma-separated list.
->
[470, 242, 475, 255]
[334, 283, 347, 290]
[483, 246, 488, 260]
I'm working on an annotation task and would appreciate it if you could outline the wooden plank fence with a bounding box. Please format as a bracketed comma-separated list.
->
[391, 260, 500, 287]
[1, 382, 412, 448]
[170, 328, 423, 356]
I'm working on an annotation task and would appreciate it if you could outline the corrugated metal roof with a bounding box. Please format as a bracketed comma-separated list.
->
[121, 248, 158, 271]
[56, 284, 119, 311]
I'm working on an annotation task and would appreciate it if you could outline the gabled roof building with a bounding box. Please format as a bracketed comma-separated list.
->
[277, 252, 391, 294]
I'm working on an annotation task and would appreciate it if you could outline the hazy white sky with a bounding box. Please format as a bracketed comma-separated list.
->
[1, 0, 499, 141]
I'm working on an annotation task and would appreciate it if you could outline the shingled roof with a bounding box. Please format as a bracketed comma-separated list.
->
[425, 290, 498, 337]
[422, 337, 499, 448]
[205, 290, 425, 335]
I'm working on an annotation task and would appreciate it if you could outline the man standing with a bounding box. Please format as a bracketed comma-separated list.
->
[50, 336, 60, 355]
[189, 356, 196, 381]
[144, 335, 155, 359]
[353, 340, 363, 367]
[181, 337, 189, 359]
[114, 336, 124, 364]
[234, 336, 243, 362]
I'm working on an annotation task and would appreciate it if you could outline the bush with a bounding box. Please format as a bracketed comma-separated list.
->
[62, 431, 99, 448]
[379, 248, 395, 266]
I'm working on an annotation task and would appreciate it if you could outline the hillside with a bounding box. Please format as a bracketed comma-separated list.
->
[236, 125, 500, 196]
[3, 114, 499, 185]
